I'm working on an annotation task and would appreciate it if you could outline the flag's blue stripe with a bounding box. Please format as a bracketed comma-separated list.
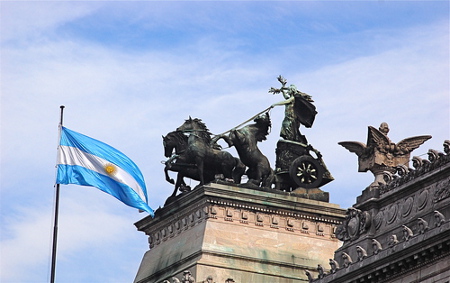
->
[60, 127, 147, 200]
[57, 164, 154, 216]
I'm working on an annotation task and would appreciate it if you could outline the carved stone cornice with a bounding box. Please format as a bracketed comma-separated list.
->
[136, 183, 345, 238]
[311, 221, 450, 283]
[137, 185, 345, 250]
[379, 152, 450, 196]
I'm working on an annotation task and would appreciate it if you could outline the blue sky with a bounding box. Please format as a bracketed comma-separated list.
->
[1, 1, 449, 282]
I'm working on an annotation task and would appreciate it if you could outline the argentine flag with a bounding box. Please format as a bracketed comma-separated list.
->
[56, 127, 154, 216]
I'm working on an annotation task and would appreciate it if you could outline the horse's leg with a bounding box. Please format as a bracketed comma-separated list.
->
[170, 174, 181, 198]
[195, 157, 205, 186]
[247, 165, 263, 187]
[232, 158, 245, 184]
[177, 175, 191, 192]
[262, 168, 275, 188]
[220, 154, 236, 181]
[164, 166, 175, 184]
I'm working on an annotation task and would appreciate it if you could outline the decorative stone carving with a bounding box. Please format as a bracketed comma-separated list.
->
[373, 210, 384, 230]
[272, 216, 279, 225]
[383, 171, 398, 185]
[434, 210, 445, 227]
[402, 197, 414, 217]
[387, 204, 398, 224]
[342, 252, 353, 268]
[433, 178, 450, 203]
[335, 207, 371, 242]
[427, 149, 440, 162]
[396, 164, 409, 176]
[305, 270, 314, 283]
[302, 221, 309, 230]
[417, 189, 429, 211]
[287, 218, 295, 227]
[317, 264, 325, 279]
[388, 234, 399, 248]
[372, 239, 383, 255]
[402, 225, 414, 241]
[201, 275, 215, 283]
[412, 156, 423, 169]
[417, 218, 429, 234]
[181, 270, 195, 283]
[444, 140, 450, 155]
[256, 213, 264, 223]
[339, 123, 431, 188]
[356, 246, 367, 261]
[329, 258, 339, 273]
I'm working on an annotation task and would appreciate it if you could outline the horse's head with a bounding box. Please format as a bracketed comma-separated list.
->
[254, 112, 271, 126]
[254, 113, 271, 141]
[163, 131, 187, 157]
[177, 116, 199, 132]
[177, 117, 213, 144]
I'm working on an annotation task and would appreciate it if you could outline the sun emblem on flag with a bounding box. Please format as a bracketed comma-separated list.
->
[104, 163, 117, 176]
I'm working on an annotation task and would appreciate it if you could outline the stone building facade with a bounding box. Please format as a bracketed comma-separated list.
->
[306, 141, 450, 283]
[134, 184, 345, 283]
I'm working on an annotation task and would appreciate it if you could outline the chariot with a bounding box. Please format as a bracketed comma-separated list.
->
[274, 139, 334, 191]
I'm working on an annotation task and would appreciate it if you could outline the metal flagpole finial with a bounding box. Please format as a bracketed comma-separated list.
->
[59, 105, 65, 126]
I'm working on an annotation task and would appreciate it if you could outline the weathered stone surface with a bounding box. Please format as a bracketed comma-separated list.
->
[312, 141, 450, 283]
[134, 183, 345, 283]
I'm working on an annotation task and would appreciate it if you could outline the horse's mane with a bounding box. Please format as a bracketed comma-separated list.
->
[183, 118, 213, 144]
[167, 130, 188, 145]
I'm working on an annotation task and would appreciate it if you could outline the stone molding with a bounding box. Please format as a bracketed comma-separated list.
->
[137, 183, 345, 249]
[147, 199, 341, 249]
[308, 142, 450, 283]
[308, 221, 450, 283]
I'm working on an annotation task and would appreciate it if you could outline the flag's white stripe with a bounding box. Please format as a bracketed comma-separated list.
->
[58, 145, 147, 202]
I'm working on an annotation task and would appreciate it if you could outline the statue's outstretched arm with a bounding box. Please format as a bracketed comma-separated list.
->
[271, 96, 295, 107]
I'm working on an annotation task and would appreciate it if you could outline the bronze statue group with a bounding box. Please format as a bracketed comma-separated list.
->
[162, 76, 331, 202]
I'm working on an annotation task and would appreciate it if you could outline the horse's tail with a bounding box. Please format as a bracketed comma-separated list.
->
[232, 158, 246, 184]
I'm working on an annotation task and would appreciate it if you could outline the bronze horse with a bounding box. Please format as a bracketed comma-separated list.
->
[163, 131, 200, 197]
[215, 112, 274, 188]
[176, 117, 245, 188]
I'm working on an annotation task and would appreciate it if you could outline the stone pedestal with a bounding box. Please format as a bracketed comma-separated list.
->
[134, 183, 345, 283]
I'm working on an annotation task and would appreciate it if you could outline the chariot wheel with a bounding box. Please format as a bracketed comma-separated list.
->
[289, 155, 324, 188]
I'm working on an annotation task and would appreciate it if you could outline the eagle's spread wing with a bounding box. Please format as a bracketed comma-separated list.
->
[396, 135, 432, 155]
[338, 141, 367, 157]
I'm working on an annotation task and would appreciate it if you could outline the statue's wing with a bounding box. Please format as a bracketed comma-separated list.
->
[338, 141, 367, 157]
[396, 135, 432, 154]
[367, 126, 390, 148]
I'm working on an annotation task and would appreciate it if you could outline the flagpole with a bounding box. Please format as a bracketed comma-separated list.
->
[51, 105, 64, 283]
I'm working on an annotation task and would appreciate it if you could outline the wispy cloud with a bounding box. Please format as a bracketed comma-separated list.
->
[1, 1, 448, 282]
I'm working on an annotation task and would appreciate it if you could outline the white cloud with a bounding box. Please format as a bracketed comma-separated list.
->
[0, 189, 146, 282]
[1, 2, 448, 282]
[0, 1, 102, 44]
